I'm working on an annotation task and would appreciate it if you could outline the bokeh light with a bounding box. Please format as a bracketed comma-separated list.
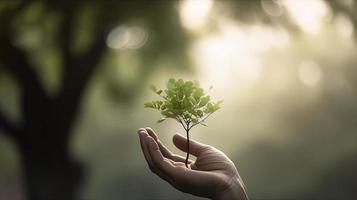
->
[334, 13, 354, 39]
[283, 0, 330, 34]
[106, 25, 148, 50]
[298, 60, 322, 87]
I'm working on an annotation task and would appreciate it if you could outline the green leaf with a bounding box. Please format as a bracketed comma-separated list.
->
[144, 102, 155, 108]
[193, 88, 204, 100]
[161, 110, 175, 118]
[200, 123, 207, 126]
[178, 79, 184, 86]
[157, 118, 166, 123]
[167, 78, 176, 89]
[150, 85, 157, 92]
[197, 110, 203, 117]
[199, 96, 210, 107]
[192, 118, 199, 124]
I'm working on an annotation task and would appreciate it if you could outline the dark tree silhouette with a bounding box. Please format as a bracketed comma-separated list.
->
[0, 2, 107, 200]
[0, 0, 190, 199]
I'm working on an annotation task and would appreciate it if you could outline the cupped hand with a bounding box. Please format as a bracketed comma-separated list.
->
[138, 127, 248, 200]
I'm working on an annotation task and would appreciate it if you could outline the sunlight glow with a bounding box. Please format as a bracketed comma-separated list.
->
[298, 60, 322, 87]
[193, 20, 289, 96]
[179, 0, 213, 30]
[334, 13, 354, 39]
[283, 0, 330, 34]
[106, 25, 148, 50]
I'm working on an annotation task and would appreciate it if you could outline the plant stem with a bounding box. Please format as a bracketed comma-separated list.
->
[185, 128, 190, 168]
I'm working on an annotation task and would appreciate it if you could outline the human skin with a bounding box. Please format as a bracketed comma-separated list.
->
[137, 127, 249, 200]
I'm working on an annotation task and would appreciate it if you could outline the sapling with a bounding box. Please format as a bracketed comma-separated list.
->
[144, 78, 222, 167]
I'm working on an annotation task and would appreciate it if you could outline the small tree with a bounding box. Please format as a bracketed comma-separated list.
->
[144, 78, 222, 167]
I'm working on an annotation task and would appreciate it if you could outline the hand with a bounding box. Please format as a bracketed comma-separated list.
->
[137, 127, 249, 200]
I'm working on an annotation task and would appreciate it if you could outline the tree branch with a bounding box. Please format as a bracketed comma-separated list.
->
[56, 32, 107, 132]
[0, 110, 20, 139]
[0, 1, 31, 26]
[0, 34, 47, 99]
[59, 1, 77, 76]
[189, 113, 212, 130]
[0, 1, 45, 98]
[59, 33, 107, 102]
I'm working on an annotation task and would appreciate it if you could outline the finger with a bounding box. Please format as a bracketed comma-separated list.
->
[145, 127, 172, 157]
[146, 136, 177, 183]
[137, 129, 154, 168]
[145, 127, 158, 140]
[173, 133, 210, 157]
[146, 127, 193, 163]
[138, 129, 171, 182]
[157, 140, 194, 163]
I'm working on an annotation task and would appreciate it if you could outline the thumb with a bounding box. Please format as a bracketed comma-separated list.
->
[173, 133, 209, 157]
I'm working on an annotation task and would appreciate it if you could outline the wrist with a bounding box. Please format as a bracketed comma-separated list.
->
[212, 176, 249, 200]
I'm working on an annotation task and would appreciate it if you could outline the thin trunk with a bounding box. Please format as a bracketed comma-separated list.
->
[185, 128, 190, 168]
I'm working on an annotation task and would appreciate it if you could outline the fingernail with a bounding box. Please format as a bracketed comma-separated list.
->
[174, 133, 185, 139]
[137, 128, 146, 134]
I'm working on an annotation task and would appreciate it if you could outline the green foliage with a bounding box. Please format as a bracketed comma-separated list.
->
[144, 78, 222, 131]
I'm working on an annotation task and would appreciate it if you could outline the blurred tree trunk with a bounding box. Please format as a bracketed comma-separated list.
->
[19, 140, 83, 200]
[0, 2, 106, 199]
[15, 95, 86, 200]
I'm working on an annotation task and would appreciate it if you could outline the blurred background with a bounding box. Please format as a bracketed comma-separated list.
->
[1, 0, 357, 199]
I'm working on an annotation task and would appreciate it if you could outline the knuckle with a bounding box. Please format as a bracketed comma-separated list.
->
[205, 145, 213, 150]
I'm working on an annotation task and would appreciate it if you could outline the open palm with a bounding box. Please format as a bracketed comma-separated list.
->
[138, 127, 248, 200]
